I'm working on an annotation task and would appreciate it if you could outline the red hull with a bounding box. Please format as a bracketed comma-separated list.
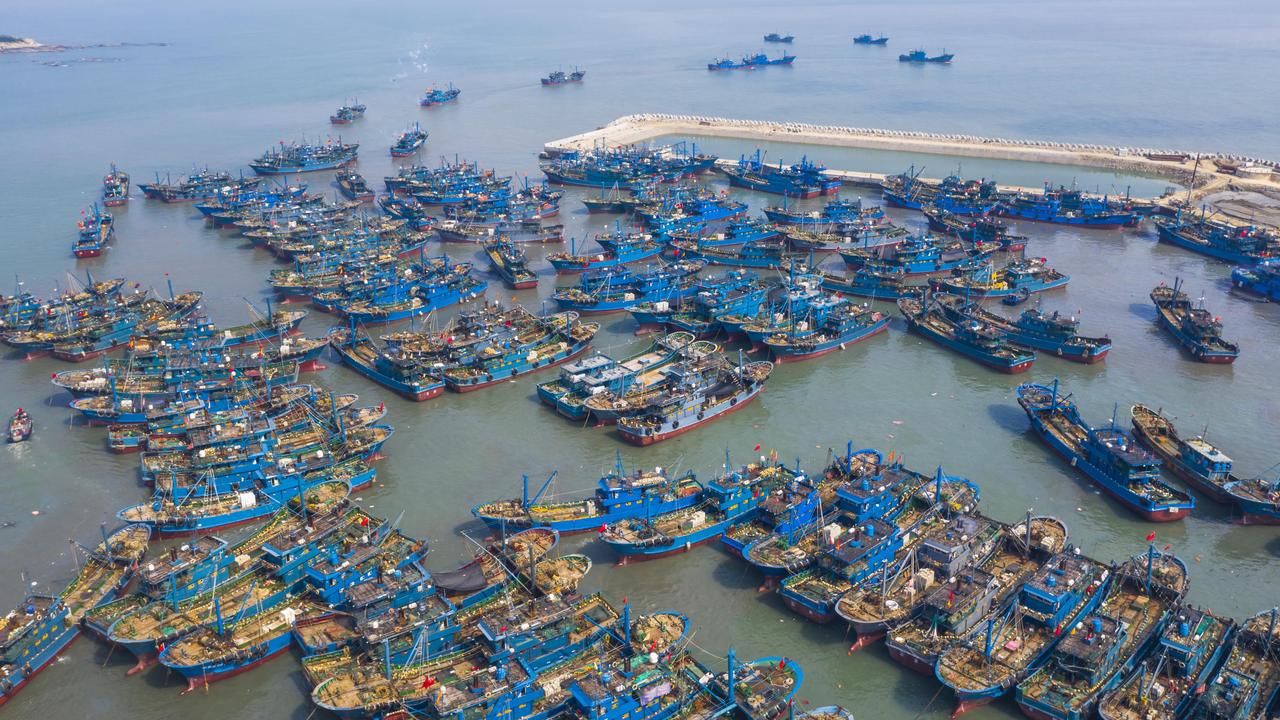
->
[1137, 505, 1192, 522]
[74, 249, 104, 258]
[847, 630, 885, 653]
[887, 645, 936, 675]
[1196, 355, 1237, 364]
[446, 344, 591, 393]
[126, 651, 159, 676]
[618, 387, 762, 446]
[510, 281, 539, 290]
[952, 696, 997, 718]
[781, 597, 835, 624]
[1005, 359, 1035, 374]
[1240, 513, 1280, 526]
[103, 199, 129, 207]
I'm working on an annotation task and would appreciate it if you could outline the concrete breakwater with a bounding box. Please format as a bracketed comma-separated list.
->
[545, 114, 1280, 203]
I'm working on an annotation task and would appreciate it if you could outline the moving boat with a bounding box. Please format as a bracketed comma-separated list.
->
[419, 82, 460, 106]
[102, 163, 130, 207]
[73, 204, 114, 258]
[853, 34, 889, 45]
[7, 408, 32, 443]
[329, 100, 366, 125]
[764, 33, 794, 43]
[542, 67, 585, 85]
[899, 49, 955, 63]
[1015, 381, 1195, 522]
[390, 123, 428, 157]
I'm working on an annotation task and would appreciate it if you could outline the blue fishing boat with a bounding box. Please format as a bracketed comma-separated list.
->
[853, 34, 889, 45]
[250, 140, 359, 174]
[819, 267, 921, 300]
[763, 302, 890, 362]
[552, 260, 705, 314]
[1231, 259, 1280, 300]
[1129, 404, 1239, 506]
[139, 169, 262, 202]
[472, 456, 704, 535]
[1153, 211, 1279, 265]
[764, 33, 794, 43]
[119, 475, 357, 537]
[932, 258, 1070, 297]
[742, 51, 797, 66]
[539, 332, 704, 420]
[73, 204, 114, 258]
[669, 237, 800, 269]
[763, 197, 884, 226]
[925, 206, 1028, 251]
[419, 82, 460, 106]
[599, 459, 793, 560]
[547, 232, 663, 273]
[840, 234, 994, 276]
[328, 326, 445, 401]
[1150, 279, 1238, 363]
[999, 185, 1141, 228]
[898, 294, 1037, 373]
[899, 49, 954, 63]
[485, 240, 539, 290]
[882, 169, 1000, 216]
[1016, 381, 1195, 521]
[439, 313, 598, 392]
[628, 269, 767, 335]
[0, 524, 148, 707]
[1185, 609, 1280, 718]
[542, 67, 585, 85]
[719, 150, 840, 198]
[667, 220, 784, 249]
[1098, 606, 1235, 720]
[1016, 548, 1190, 720]
[936, 550, 1112, 717]
[390, 123, 428, 157]
[707, 57, 751, 71]
[935, 296, 1111, 363]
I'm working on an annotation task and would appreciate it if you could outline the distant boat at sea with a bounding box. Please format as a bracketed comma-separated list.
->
[853, 34, 889, 45]
[899, 49, 954, 64]
[764, 33, 794, 43]
[542, 68, 585, 85]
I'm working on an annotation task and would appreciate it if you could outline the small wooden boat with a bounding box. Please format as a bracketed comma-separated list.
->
[6, 408, 32, 443]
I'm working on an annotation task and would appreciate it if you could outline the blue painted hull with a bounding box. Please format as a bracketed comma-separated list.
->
[904, 315, 1035, 373]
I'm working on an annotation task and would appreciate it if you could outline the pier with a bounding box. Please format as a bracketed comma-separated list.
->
[546, 114, 1280, 211]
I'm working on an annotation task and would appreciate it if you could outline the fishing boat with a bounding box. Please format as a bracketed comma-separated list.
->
[547, 233, 663, 273]
[615, 356, 772, 445]
[1130, 404, 1239, 505]
[73, 204, 114, 258]
[485, 240, 539, 289]
[119, 477, 355, 537]
[437, 219, 564, 244]
[102, 163, 130, 207]
[719, 150, 840, 197]
[438, 313, 599, 392]
[898, 294, 1037, 373]
[818, 267, 921, 301]
[925, 207, 1027, 251]
[840, 234, 993, 276]
[599, 460, 795, 560]
[552, 260, 704, 315]
[1153, 212, 1280, 265]
[762, 302, 890, 362]
[998, 185, 1141, 228]
[1150, 279, 1239, 363]
[899, 49, 955, 63]
[742, 51, 797, 66]
[542, 67, 586, 85]
[1015, 548, 1190, 720]
[334, 170, 374, 202]
[390, 123, 428, 157]
[0, 524, 149, 707]
[668, 220, 785, 249]
[250, 140, 359, 174]
[853, 34, 889, 45]
[763, 197, 884, 226]
[139, 169, 261, 203]
[471, 457, 704, 535]
[764, 33, 794, 43]
[1184, 608, 1280, 718]
[670, 238, 801, 270]
[1231, 259, 1280, 301]
[328, 326, 445, 400]
[882, 516, 1070, 675]
[1097, 607, 1235, 720]
[1015, 381, 1195, 521]
[7, 408, 32, 443]
[931, 294, 1111, 363]
[935, 550, 1112, 717]
[881, 170, 1000, 216]
[708, 57, 751, 71]
[329, 101, 366, 124]
[541, 333, 705, 421]
[419, 82, 460, 106]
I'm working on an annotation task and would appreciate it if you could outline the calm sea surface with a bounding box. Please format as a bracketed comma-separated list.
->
[1, 1, 1278, 717]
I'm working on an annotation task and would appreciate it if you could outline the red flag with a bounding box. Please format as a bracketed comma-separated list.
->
[622, 596, 628, 605]
[421, 675, 435, 690]
[1162, 543, 1171, 551]
[1145, 532, 1156, 541]
[598, 524, 607, 533]
[753, 443, 761, 452]
[778, 658, 787, 670]
[360, 517, 369, 527]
